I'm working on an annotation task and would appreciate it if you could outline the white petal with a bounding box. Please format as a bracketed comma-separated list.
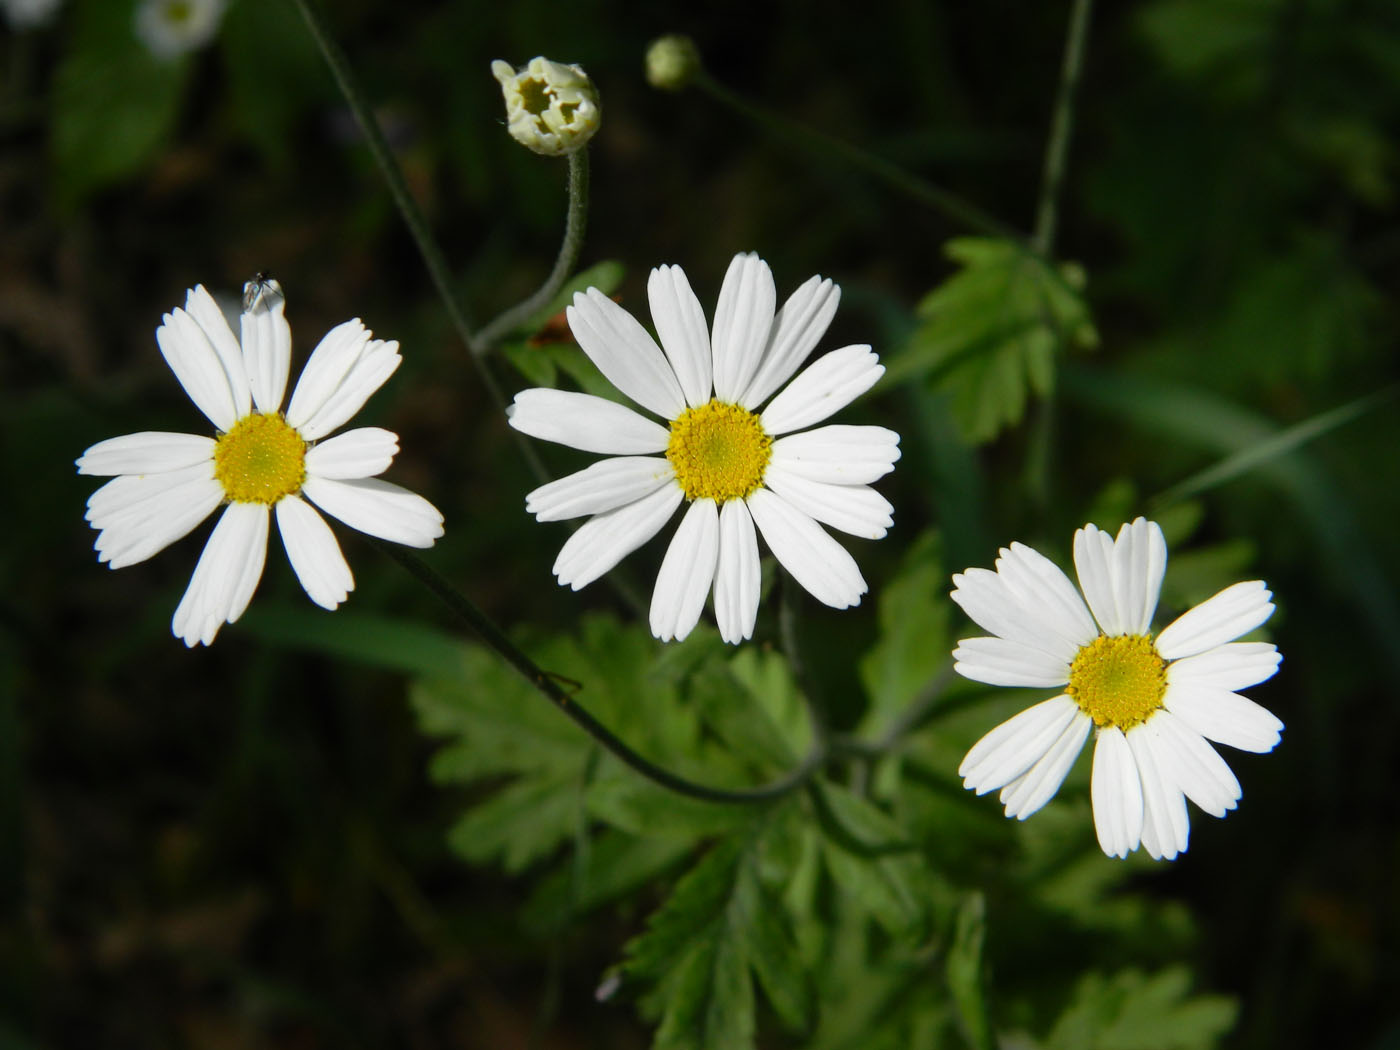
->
[1073, 523, 1125, 636]
[86, 463, 224, 569]
[647, 265, 712, 408]
[156, 306, 240, 432]
[714, 499, 760, 644]
[183, 286, 252, 420]
[552, 483, 684, 590]
[286, 321, 402, 440]
[171, 503, 269, 647]
[276, 495, 354, 610]
[1146, 710, 1240, 819]
[762, 464, 893, 539]
[740, 275, 840, 409]
[958, 694, 1078, 795]
[1112, 518, 1167, 636]
[1090, 728, 1144, 859]
[76, 432, 215, 476]
[759, 345, 883, 436]
[999, 711, 1091, 819]
[769, 424, 901, 485]
[1126, 726, 1190, 860]
[567, 288, 686, 419]
[302, 477, 444, 548]
[507, 389, 670, 454]
[649, 499, 720, 642]
[1166, 642, 1281, 692]
[241, 291, 293, 413]
[1162, 681, 1283, 753]
[745, 487, 866, 610]
[525, 457, 675, 521]
[711, 252, 777, 403]
[994, 542, 1100, 649]
[1155, 580, 1275, 659]
[952, 636, 1072, 687]
[304, 427, 399, 480]
[949, 567, 1081, 665]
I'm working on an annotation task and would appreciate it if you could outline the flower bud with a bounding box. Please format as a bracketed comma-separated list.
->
[490, 57, 600, 157]
[645, 34, 700, 91]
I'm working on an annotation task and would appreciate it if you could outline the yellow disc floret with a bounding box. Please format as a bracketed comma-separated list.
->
[1066, 634, 1167, 729]
[213, 413, 307, 504]
[666, 399, 772, 504]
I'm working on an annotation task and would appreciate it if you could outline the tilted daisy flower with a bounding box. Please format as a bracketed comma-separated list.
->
[508, 252, 900, 644]
[952, 518, 1282, 860]
[78, 280, 444, 647]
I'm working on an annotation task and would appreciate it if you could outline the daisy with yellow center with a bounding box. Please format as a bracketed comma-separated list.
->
[508, 252, 900, 644]
[77, 280, 444, 647]
[952, 518, 1283, 860]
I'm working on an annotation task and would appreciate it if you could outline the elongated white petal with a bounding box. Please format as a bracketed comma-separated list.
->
[762, 464, 893, 539]
[87, 463, 224, 569]
[183, 286, 252, 420]
[999, 711, 1091, 819]
[1091, 728, 1144, 859]
[525, 457, 675, 521]
[1155, 580, 1275, 659]
[1074, 523, 1125, 636]
[952, 636, 1072, 687]
[300, 338, 400, 441]
[1166, 642, 1281, 692]
[745, 487, 866, 609]
[284, 319, 369, 428]
[241, 291, 293, 413]
[711, 253, 776, 403]
[740, 275, 840, 409]
[302, 477, 443, 548]
[1147, 710, 1240, 819]
[1162, 681, 1283, 753]
[304, 427, 399, 480]
[647, 265, 712, 408]
[949, 567, 1082, 664]
[276, 495, 354, 610]
[993, 542, 1099, 649]
[171, 503, 269, 647]
[649, 499, 720, 642]
[552, 483, 684, 590]
[958, 694, 1078, 795]
[507, 389, 669, 454]
[567, 288, 686, 419]
[1126, 726, 1189, 860]
[769, 424, 901, 485]
[156, 307, 240, 432]
[714, 499, 760, 644]
[759, 345, 883, 436]
[76, 432, 215, 477]
[1112, 518, 1167, 636]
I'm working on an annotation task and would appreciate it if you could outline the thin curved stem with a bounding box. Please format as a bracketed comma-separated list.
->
[477, 150, 591, 350]
[1032, 0, 1095, 257]
[373, 539, 825, 805]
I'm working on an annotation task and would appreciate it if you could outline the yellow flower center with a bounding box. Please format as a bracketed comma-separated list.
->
[1066, 634, 1166, 729]
[213, 413, 307, 505]
[666, 399, 772, 504]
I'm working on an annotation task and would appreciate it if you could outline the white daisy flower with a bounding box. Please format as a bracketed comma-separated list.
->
[77, 280, 444, 647]
[2, 0, 62, 30]
[491, 56, 600, 157]
[134, 0, 225, 61]
[508, 252, 900, 645]
[952, 518, 1283, 860]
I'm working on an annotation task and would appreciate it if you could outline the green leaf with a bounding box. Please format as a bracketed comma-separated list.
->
[52, 0, 188, 204]
[945, 893, 994, 1050]
[587, 777, 759, 840]
[816, 781, 929, 937]
[239, 606, 468, 680]
[447, 769, 582, 872]
[1044, 967, 1238, 1050]
[888, 238, 1096, 444]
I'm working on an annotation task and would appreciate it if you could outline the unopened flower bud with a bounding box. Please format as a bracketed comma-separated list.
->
[645, 34, 700, 91]
[490, 57, 600, 157]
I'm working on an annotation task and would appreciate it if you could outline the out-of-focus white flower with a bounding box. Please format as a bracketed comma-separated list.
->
[135, 0, 226, 60]
[2, 0, 62, 30]
[490, 56, 600, 156]
[645, 35, 701, 91]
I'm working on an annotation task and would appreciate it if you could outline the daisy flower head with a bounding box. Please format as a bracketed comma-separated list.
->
[135, 0, 226, 60]
[508, 252, 900, 645]
[77, 280, 444, 647]
[952, 518, 1283, 861]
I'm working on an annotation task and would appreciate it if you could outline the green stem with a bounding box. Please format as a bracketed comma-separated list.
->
[694, 70, 1025, 244]
[1031, 0, 1095, 257]
[373, 539, 824, 805]
[477, 150, 591, 350]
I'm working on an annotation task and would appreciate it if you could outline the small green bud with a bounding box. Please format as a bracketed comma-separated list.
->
[645, 34, 701, 91]
[491, 57, 600, 157]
